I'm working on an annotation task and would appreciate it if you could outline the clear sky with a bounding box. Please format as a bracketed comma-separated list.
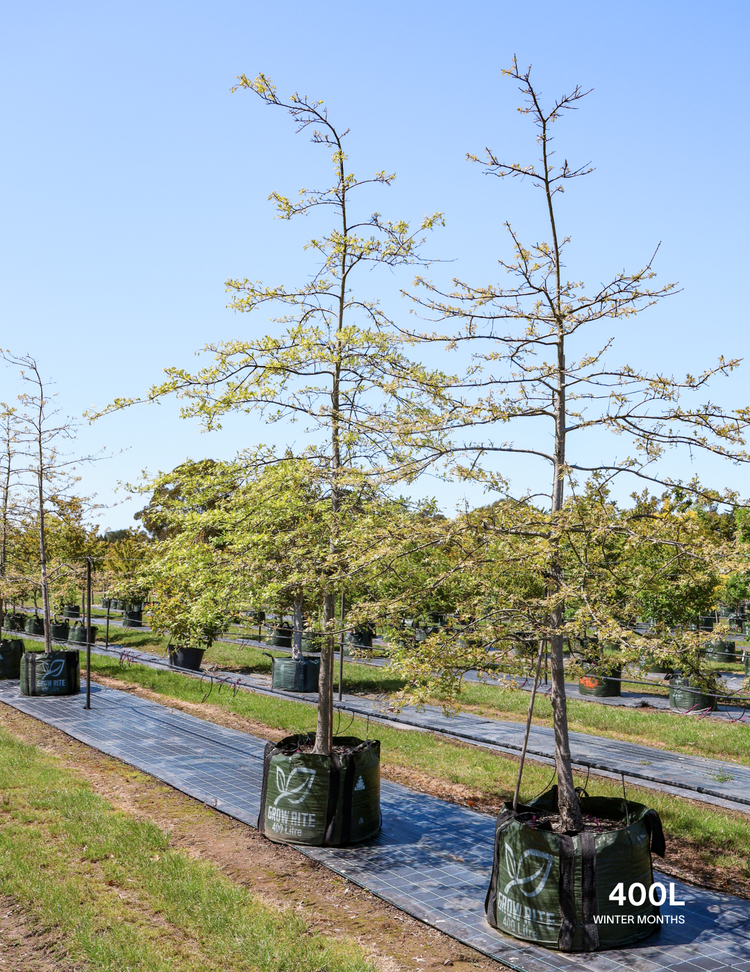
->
[1, 0, 748, 530]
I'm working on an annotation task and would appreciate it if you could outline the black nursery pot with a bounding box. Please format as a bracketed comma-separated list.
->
[271, 655, 320, 692]
[20, 649, 80, 696]
[63, 604, 81, 619]
[168, 646, 205, 671]
[0, 639, 24, 679]
[486, 787, 666, 951]
[259, 733, 381, 847]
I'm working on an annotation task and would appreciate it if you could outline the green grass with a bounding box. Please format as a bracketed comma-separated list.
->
[69, 650, 750, 877]
[0, 725, 376, 972]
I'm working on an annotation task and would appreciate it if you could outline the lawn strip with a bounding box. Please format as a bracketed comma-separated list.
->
[0, 704, 515, 972]
[0, 724, 379, 972]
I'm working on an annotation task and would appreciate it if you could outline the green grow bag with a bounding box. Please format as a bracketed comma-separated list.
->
[20, 650, 80, 696]
[485, 787, 665, 951]
[578, 667, 621, 698]
[301, 631, 323, 652]
[25, 615, 44, 636]
[640, 653, 675, 675]
[63, 604, 81, 619]
[704, 640, 736, 663]
[669, 675, 717, 712]
[68, 622, 98, 645]
[271, 655, 320, 692]
[3, 614, 25, 632]
[269, 626, 292, 648]
[346, 626, 374, 649]
[50, 621, 70, 642]
[259, 733, 381, 847]
[0, 639, 24, 678]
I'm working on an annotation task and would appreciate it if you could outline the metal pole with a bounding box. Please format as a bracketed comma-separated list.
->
[85, 557, 92, 710]
[338, 591, 345, 702]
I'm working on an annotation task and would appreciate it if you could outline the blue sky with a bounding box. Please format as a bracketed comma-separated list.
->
[1, 0, 748, 529]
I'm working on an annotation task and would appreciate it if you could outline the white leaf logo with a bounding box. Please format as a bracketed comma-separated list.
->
[42, 659, 65, 681]
[503, 846, 553, 898]
[273, 766, 317, 806]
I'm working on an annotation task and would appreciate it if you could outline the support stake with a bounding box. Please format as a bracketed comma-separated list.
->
[513, 638, 546, 811]
[85, 556, 92, 710]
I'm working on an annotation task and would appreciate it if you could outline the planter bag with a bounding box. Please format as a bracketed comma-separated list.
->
[25, 616, 44, 636]
[122, 610, 143, 628]
[63, 605, 81, 618]
[640, 653, 674, 675]
[669, 676, 717, 712]
[579, 668, 621, 698]
[3, 615, 25, 632]
[50, 622, 70, 642]
[259, 733, 381, 847]
[486, 788, 665, 952]
[704, 640, 736, 663]
[20, 650, 80, 696]
[269, 627, 292, 648]
[270, 655, 320, 693]
[68, 623, 98, 645]
[346, 626, 374, 649]
[0, 639, 24, 679]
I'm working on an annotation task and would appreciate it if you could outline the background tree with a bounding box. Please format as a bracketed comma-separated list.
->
[5, 353, 103, 652]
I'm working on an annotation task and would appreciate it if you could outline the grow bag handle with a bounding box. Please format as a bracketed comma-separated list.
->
[642, 808, 666, 858]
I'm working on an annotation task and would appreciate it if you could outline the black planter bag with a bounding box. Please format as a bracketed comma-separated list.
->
[485, 787, 665, 951]
[270, 655, 320, 692]
[50, 621, 70, 642]
[259, 733, 381, 847]
[122, 609, 143, 628]
[0, 639, 24, 679]
[20, 650, 81, 696]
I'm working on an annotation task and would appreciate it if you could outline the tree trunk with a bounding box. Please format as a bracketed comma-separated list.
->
[314, 591, 335, 754]
[292, 593, 304, 660]
[38, 471, 52, 654]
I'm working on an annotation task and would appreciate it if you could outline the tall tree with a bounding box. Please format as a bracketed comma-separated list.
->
[97, 75, 446, 754]
[399, 60, 750, 831]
